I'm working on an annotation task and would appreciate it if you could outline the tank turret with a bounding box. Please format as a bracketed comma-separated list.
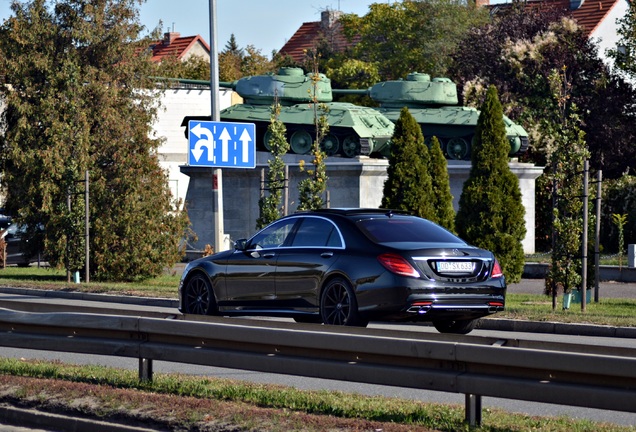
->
[334, 73, 529, 160]
[220, 67, 332, 105]
[213, 68, 395, 157]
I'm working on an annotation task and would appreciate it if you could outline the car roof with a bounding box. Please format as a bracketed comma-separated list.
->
[295, 208, 412, 217]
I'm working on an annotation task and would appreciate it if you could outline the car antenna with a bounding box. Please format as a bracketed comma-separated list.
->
[386, 210, 394, 218]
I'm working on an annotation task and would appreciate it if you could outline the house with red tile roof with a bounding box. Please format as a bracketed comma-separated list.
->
[149, 32, 210, 63]
[278, 9, 357, 63]
[279, 1, 627, 66]
[484, 0, 628, 64]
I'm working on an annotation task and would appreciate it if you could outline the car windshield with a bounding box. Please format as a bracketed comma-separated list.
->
[357, 217, 465, 245]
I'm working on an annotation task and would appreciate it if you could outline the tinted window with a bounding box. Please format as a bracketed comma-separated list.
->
[291, 217, 343, 247]
[249, 218, 297, 249]
[357, 217, 464, 244]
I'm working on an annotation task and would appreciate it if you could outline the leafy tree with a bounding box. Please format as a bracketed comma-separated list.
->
[297, 63, 329, 211]
[323, 58, 381, 101]
[608, 0, 636, 79]
[241, 45, 274, 76]
[381, 107, 435, 220]
[455, 86, 526, 283]
[539, 66, 592, 309]
[153, 54, 210, 80]
[451, 6, 636, 179]
[219, 39, 274, 82]
[601, 175, 636, 253]
[257, 103, 289, 229]
[428, 136, 455, 232]
[0, 0, 190, 281]
[340, 0, 488, 80]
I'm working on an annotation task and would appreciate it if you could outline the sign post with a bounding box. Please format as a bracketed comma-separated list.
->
[188, 120, 256, 252]
[208, 0, 224, 253]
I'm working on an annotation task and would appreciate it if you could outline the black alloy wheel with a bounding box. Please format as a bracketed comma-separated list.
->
[432, 318, 477, 334]
[183, 273, 216, 315]
[320, 277, 367, 327]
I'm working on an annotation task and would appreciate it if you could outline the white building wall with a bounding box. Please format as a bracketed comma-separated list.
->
[153, 87, 233, 207]
[181, 43, 210, 61]
[590, 0, 629, 66]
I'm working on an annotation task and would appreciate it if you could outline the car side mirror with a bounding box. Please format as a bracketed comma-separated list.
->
[234, 239, 248, 251]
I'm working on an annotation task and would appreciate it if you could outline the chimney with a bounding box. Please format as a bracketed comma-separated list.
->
[321, 10, 342, 29]
[163, 32, 181, 45]
[475, 0, 490, 6]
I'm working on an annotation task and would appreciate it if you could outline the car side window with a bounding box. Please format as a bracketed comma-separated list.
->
[291, 217, 343, 248]
[249, 219, 297, 249]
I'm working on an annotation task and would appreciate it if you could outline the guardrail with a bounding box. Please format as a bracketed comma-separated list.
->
[1, 308, 635, 427]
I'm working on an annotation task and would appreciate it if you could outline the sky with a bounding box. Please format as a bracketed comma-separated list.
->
[0, 0, 382, 56]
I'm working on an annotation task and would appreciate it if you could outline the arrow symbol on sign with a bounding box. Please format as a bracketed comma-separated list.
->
[191, 123, 213, 142]
[219, 127, 231, 162]
[192, 139, 213, 162]
[239, 128, 252, 163]
[190, 123, 215, 162]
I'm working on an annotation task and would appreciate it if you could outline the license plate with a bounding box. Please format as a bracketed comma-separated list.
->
[437, 261, 474, 273]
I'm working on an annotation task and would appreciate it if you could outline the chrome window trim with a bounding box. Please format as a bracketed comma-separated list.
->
[247, 215, 346, 251]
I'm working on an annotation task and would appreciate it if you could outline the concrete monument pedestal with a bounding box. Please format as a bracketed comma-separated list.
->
[181, 154, 543, 255]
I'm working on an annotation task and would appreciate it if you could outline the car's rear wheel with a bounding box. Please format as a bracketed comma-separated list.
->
[320, 277, 367, 327]
[433, 318, 477, 334]
[183, 273, 217, 315]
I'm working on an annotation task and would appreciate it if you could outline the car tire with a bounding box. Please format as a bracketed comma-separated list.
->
[320, 277, 368, 327]
[183, 273, 217, 315]
[433, 318, 477, 334]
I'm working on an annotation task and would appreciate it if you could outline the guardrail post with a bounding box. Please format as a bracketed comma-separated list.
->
[139, 358, 153, 382]
[465, 393, 482, 426]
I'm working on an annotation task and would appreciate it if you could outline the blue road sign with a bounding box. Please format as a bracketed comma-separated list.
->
[188, 120, 256, 168]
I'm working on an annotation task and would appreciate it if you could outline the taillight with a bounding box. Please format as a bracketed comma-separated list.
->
[377, 253, 420, 278]
[491, 259, 503, 278]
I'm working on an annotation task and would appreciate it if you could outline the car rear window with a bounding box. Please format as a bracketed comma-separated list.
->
[357, 217, 465, 245]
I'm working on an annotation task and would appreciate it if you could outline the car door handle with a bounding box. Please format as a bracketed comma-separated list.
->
[263, 253, 276, 259]
[321, 252, 334, 258]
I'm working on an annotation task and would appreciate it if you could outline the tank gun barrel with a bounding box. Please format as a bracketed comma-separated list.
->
[219, 81, 237, 89]
[332, 88, 371, 96]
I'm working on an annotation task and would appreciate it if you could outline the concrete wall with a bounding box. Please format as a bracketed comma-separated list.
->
[181, 154, 544, 254]
[153, 87, 234, 207]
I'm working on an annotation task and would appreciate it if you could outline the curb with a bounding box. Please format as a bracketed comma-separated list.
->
[0, 286, 178, 308]
[479, 317, 636, 338]
[0, 405, 157, 432]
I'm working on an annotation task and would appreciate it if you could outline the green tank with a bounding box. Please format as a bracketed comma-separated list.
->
[334, 72, 529, 160]
[218, 68, 395, 158]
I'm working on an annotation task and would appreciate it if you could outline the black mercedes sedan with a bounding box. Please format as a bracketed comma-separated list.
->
[178, 208, 506, 334]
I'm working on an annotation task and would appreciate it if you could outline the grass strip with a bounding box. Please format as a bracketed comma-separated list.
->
[0, 357, 632, 431]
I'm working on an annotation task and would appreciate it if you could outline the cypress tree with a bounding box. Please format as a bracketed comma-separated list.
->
[428, 136, 455, 232]
[381, 107, 435, 220]
[455, 86, 526, 283]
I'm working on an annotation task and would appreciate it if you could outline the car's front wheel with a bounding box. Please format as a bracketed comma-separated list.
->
[433, 318, 477, 334]
[320, 277, 367, 327]
[183, 273, 217, 315]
